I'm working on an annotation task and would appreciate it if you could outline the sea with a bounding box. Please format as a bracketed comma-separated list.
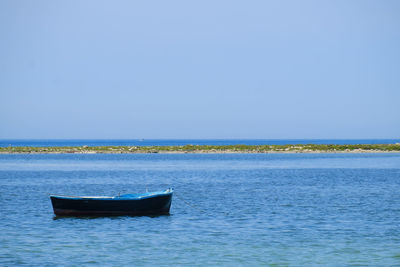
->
[1, 140, 400, 266]
[0, 139, 399, 147]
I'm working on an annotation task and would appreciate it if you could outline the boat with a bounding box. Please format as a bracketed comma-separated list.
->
[50, 188, 173, 216]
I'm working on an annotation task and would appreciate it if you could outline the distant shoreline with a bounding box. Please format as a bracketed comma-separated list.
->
[1, 144, 399, 154]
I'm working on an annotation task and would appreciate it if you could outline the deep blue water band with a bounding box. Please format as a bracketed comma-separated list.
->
[0, 139, 399, 147]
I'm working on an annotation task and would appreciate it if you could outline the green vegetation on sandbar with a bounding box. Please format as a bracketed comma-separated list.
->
[1, 144, 400, 154]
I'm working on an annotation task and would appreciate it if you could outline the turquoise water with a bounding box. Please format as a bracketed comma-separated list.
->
[1, 153, 400, 266]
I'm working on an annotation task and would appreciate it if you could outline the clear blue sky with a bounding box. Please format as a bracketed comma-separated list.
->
[0, 0, 399, 139]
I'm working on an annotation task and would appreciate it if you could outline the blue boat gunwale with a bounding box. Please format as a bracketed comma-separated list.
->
[50, 189, 173, 201]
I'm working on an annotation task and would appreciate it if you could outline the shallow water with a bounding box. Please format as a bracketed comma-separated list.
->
[1, 153, 400, 266]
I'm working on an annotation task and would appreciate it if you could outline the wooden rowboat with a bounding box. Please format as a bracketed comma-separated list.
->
[50, 188, 173, 216]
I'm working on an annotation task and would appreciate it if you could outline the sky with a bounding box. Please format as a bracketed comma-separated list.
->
[0, 0, 399, 139]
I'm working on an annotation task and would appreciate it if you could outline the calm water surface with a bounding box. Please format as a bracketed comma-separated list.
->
[1, 153, 400, 266]
[1, 139, 399, 147]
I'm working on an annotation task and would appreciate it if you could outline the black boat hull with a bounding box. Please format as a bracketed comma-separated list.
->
[50, 193, 172, 216]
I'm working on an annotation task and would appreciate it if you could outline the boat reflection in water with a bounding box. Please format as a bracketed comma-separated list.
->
[50, 188, 173, 217]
